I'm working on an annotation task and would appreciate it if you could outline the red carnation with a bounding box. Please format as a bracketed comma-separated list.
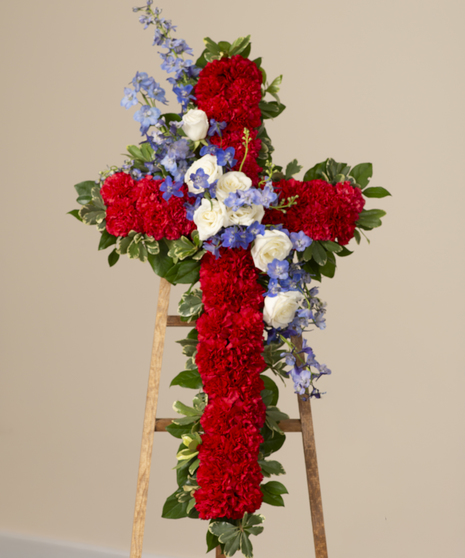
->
[136, 176, 195, 240]
[263, 178, 365, 245]
[195, 55, 263, 131]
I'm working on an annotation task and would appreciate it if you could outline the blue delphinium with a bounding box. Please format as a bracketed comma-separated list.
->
[121, 88, 138, 109]
[267, 259, 290, 280]
[134, 105, 161, 134]
[159, 176, 183, 202]
[290, 231, 312, 251]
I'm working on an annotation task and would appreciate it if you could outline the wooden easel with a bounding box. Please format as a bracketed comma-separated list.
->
[129, 278, 329, 558]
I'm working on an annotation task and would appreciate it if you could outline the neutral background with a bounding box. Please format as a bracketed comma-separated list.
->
[1, 1, 464, 557]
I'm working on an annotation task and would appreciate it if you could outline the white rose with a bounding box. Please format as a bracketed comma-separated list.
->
[185, 154, 223, 194]
[182, 109, 209, 141]
[225, 204, 265, 227]
[263, 291, 303, 329]
[216, 171, 252, 202]
[193, 198, 227, 241]
[251, 230, 293, 272]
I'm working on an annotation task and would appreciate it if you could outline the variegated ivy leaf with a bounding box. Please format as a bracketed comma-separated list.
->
[167, 236, 199, 262]
[173, 400, 201, 417]
[209, 514, 263, 558]
[192, 249, 206, 261]
[178, 289, 203, 320]
[96, 219, 107, 232]
[79, 186, 106, 226]
[193, 392, 207, 412]
[185, 356, 197, 370]
[144, 235, 160, 255]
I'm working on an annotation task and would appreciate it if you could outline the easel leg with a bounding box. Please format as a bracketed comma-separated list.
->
[130, 278, 171, 558]
[292, 335, 328, 558]
[216, 546, 226, 558]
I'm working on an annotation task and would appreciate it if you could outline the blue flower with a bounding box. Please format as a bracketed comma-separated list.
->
[173, 84, 194, 107]
[190, 168, 210, 192]
[264, 278, 281, 297]
[132, 71, 150, 92]
[160, 176, 183, 202]
[224, 191, 246, 211]
[267, 259, 290, 280]
[121, 87, 138, 109]
[146, 80, 167, 104]
[200, 144, 218, 157]
[246, 221, 265, 237]
[221, 227, 238, 248]
[160, 53, 182, 74]
[208, 119, 227, 137]
[160, 152, 178, 175]
[259, 184, 278, 207]
[134, 105, 161, 134]
[290, 231, 312, 252]
[184, 196, 201, 221]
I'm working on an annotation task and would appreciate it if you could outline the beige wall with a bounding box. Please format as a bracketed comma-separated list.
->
[1, 0, 464, 556]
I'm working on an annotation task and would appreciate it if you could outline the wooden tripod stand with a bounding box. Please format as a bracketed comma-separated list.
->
[129, 278, 329, 558]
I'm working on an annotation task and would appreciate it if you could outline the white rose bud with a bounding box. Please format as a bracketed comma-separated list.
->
[193, 198, 227, 241]
[251, 230, 293, 272]
[263, 291, 304, 329]
[225, 204, 265, 227]
[185, 154, 223, 195]
[182, 109, 209, 141]
[216, 171, 252, 202]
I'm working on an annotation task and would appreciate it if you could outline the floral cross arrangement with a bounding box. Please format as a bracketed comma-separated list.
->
[70, 3, 390, 557]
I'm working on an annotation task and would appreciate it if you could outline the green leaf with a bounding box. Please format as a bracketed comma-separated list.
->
[336, 246, 353, 257]
[195, 48, 208, 68]
[128, 240, 140, 259]
[319, 251, 336, 278]
[263, 481, 288, 495]
[127, 145, 143, 160]
[172, 415, 198, 426]
[67, 209, 83, 221]
[363, 186, 391, 198]
[302, 243, 314, 262]
[161, 490, 189, 519]
[164, 259, 201, 285]
[224, 533, 241, 557]
[240, 42, 252, 59]
[261, 481, 288, 507]
[302, 259, 322, 282]
[206, 530, 220, 553]
[204, 37, 220, 54]
[108, 248, 120, 267]
[178, 289, 203, 319]
[79, 203, 106, 226]
[260, 375, 279, 406]
[361, 208, 386, 218]
[303, 161, 326, 182]
[165, 421, 194, 439]
[140, 141, 153, 161]
[173, 401, 200, 417]
[171, 369, 202, 390]
[98, 229, 117, 251]
[349, 163, 373, 188]
[312, 242, 327, 266]
[147, 239, 177, 279]
[259, 100, 286, 120]
[74, 180, 96, 205]
[259, 459, 286, 477]
[209, 521, 238, 541]
[354, 229, 361, 244]
[167, 236, 198, 261]
[320, 240, 342, 253]
[230, 35, 251, 56]
[285, 159, 302, 180]
[260, 427, 286, 458]
[240, 533, 253, 558]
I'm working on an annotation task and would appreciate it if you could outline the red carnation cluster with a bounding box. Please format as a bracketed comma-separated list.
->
[195, 55, 263, 184]
[194, 249, 267, 519]
[263, 178, 366, 245]
[100, 172, 195, 240]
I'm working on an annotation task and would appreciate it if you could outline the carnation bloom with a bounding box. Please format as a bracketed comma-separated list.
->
[263, 178, 365, 245]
